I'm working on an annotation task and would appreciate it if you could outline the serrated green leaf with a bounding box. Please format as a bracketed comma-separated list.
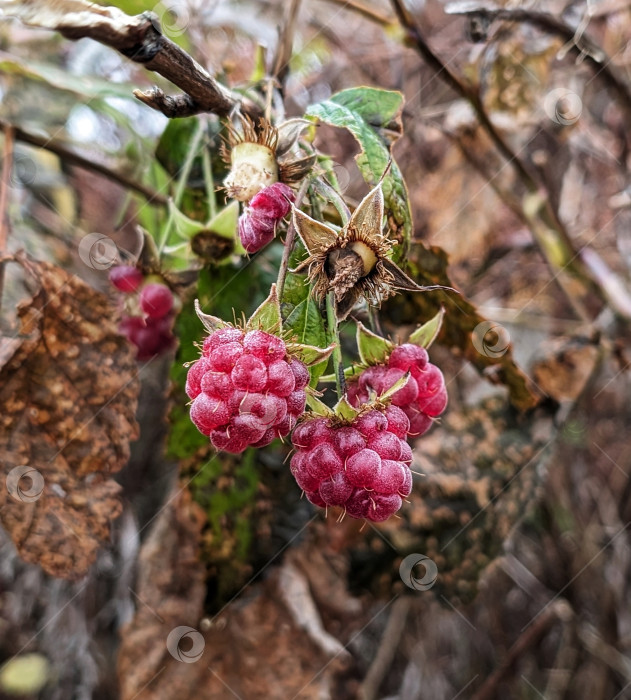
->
[333, 396, 360, 422]
[356, 321, 393, 365]
[409, 307, 445, 348]
[306, 87, 412, 258]
[247, 284, 282, 333]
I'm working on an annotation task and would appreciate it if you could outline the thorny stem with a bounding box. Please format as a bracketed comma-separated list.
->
[276, 178, 311, 301]
[326, 290, 346, 398]
[157, 118, 206, 255]
[0, 125, 14, 313]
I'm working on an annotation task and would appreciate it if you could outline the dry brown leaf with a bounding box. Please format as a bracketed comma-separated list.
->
[0, 253, 139, 578]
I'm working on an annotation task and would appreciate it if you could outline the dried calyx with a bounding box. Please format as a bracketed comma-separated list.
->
[223, 116, 315, 202]
[293, 181, 448, 319]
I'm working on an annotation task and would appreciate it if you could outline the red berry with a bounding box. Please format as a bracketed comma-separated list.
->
[384, 405, 409, 438]
[239, 210, 275, 253]
[372, 460, 407, 495]
[333, 427, 365, 457]
[355, 410, 388, 438]
[289, 359, 310, 390]
[388, 344, 428, 371]
[243, 330, 286, 363]
[231, 354, 267, 392]
[305, 491, 327, 508]
[367, 431, 403, 460]
[187, 325, 308, 453]
[346, 448, 381, 488]
[140, 283, 173, 319]
[307, 443, 343, 480]
[291, 418, 332, 450]
[319, 472, 354, 506]
[249, 182, 294, 220]
[109, 265, 143, 293]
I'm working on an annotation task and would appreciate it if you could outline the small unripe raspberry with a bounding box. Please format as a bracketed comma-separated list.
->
[109, 265, 143, 293]
[140, 283, 173, 319]
[237, 183, 295, 253]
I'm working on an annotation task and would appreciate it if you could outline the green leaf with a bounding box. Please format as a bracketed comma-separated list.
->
[207, 200, 240, 240]
[247, 284, 282, 333]
[378, 371, 411, 402]
[306, 87, 412, 257]
[194, 299, 228, 333]
[286, 342, 335, 367]
[285, 297, 326, 346]
[409, 307, 445, 348]
[306, 394, 334, 417]
[356, 321, 393, 365]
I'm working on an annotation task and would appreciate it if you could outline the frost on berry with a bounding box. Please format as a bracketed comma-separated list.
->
[289, 408, 415, 522]
[347, 344, 447, 439]
[187, 326, 308, 453]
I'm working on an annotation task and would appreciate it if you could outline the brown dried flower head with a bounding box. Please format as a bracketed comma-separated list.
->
[293, 182, 447, 319]
[223, 116, 316, 202]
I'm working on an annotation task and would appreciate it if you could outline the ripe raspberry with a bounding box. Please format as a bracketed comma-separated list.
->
[347, 344, 447, 437]
[238, 183, 295, 254]
[187, 326, 308, 453]
[289, 409, 414, 522]
[120, 313, 175, 360]
[109, 265, 143, 293]
[140, 283, 173, 319]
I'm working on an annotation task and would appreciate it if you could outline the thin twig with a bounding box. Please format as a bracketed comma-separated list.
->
[0, 125, 14, 312]
[1, 2, 260, 119]
[277, 178, 311, 302]
[326, 290, 346, 398]
[0, 120, 167, 205]
[446, 5, 631, 115]
[318, 0, 394, 28]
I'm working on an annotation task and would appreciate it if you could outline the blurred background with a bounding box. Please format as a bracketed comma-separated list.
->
[1, 0, 631, 698]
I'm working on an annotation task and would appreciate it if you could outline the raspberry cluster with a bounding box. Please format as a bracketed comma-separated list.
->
[238, 182, 295, 253]
[186, 327, 309, 453]
[347, 344, 447, 437]
[109, 266, 176, 360]
[290, 406, 413, 522]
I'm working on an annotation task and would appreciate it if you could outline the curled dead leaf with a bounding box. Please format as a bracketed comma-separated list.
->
[0, 253, 140, 579]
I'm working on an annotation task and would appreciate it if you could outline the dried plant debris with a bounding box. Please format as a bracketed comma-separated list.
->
[0, 253, 139, 578]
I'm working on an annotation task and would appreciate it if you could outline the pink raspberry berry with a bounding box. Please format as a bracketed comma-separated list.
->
[289, 409, 414, 522]
[347, 344, 447, 438]
[187, 326, 308, 453]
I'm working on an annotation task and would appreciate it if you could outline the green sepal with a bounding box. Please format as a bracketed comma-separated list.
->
[320, 365, 365, 383]
[378, 371, 410, 402]
[306, 394, 334, 417]
[408, 307, 445, 349]
[286, 342, 336, 367]
[170, 199, 205, 240]
[194, 299, 228, 332]
[246, 284, 282, 333]
[333, 396, 360, 422]
[356, 321, 393, 365]
[206, 200, 240, 240]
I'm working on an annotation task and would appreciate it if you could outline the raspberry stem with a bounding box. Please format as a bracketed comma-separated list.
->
[326, 290, 346, 398]
[276, 177, 311, 300]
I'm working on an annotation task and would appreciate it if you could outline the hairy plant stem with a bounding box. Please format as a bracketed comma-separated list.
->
[276, 178, 311, 301]
[157, 118, 205, 255]
[326, 290, 345, 399]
